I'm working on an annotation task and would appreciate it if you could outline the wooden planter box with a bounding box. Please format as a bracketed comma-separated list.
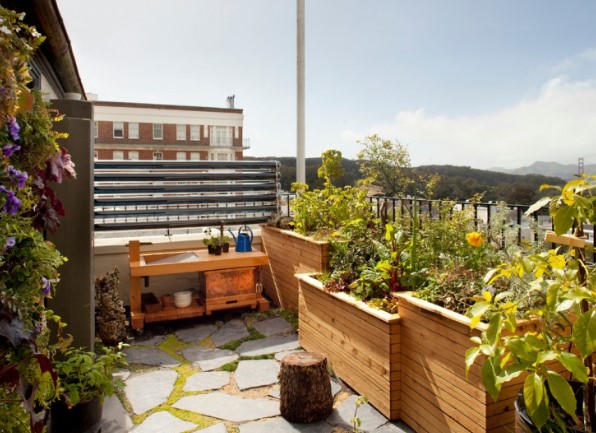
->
[297, 274, 401, 420]
[261, 226, 330, 311]
[396, 293, 536, 433]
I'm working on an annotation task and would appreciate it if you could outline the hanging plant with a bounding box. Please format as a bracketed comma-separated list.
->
[0, 6, 77, 432]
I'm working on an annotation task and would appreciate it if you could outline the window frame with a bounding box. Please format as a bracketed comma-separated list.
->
[190, 125, 200, 141]
[176, 124, 186, 141]
[153, 123, 163, 140]
[128, 122, 139, 139]
[113, 121, 124, 139]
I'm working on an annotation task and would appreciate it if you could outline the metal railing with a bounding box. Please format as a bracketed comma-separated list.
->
[278, 192, 593, 246]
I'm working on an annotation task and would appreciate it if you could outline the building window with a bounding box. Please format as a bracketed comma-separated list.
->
[190, 125, 200, 141]
[153, 123, 163, 140]
[128, 151, 139, 160]
[113, 150, 124, 160]
[176, 152, 186, 160]
[129, 122, 139, 139]
[113, 122, 124, 138]
[176, 124, 186, 140]
[190, 152, 200, 161]
[93, 121, 98, 138]
[209, 151, 232, 161]
[153, 152, 163, 160]
[210, 126, 233, 147]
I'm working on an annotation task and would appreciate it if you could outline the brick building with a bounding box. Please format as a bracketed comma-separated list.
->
[92, 97, 248, 161]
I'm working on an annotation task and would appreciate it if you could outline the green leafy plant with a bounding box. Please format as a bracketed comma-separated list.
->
[53, 343, 127, 407]
[290, 149, 375, 239]
[466, 175, 596, 432]
[0, 6, 76, 432]
[350, 395, 369, 433]
[416, 200, 530, 315]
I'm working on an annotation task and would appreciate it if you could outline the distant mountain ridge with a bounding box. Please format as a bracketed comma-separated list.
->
[489, 161, 596, 180]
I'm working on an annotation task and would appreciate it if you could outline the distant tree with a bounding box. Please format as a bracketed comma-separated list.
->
[357, 134, 438, 198]
[357, 134, 411, 196]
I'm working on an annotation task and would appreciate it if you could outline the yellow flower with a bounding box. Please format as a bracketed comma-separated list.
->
[466, 231, 484, 247]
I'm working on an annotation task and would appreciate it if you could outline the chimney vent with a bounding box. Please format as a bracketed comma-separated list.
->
[227, 95, 235, 109]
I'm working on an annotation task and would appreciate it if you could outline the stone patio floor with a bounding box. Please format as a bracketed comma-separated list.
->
[101, 309, 415, 433]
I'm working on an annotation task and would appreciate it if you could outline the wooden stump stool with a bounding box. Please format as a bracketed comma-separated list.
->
[279, 352, 333, 423]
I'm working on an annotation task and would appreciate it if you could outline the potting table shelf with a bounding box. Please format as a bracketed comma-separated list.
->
[128, 240, 270, 330]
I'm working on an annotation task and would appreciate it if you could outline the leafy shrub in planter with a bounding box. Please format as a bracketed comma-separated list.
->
[290, 149, 375, 239]
[467, 175, 596, 431]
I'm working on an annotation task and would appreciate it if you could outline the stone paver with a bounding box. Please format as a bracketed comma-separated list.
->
[239, 417, 334, 433]
[252, 317, 295, 336]
[197, 424, 228, 433]
[237, 335, 300, 356]
[173, 392, 280, 422]
[130, 411, 196, 433]
[234, 359, 280, 390]
[372, 422, 417, 433]
[132, 335, 166, 346]
[181, 347, 238, 371]
[101, 394, 133, 433]
[123, 347, 180, 367]
[184, 371, 231, 392]
[327, 395, 387, 432]
[175, 323, 217, 343]
[211, 319, 249, 346]
[125, 370, 178, 414]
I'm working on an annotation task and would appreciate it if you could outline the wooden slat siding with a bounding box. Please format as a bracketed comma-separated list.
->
[297, 275, 400, 420]
[260, 227, 330, 310]
[94, 160, 280, 231]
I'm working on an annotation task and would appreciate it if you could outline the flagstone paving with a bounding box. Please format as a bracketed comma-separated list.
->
[236, 334, 300, 356]
[102, 310, 415, 433]
[181, 346, 238, 371]
[234, 359, 280, 390]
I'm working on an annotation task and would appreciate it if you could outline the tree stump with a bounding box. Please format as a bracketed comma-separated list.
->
[279, 352, 333, 422]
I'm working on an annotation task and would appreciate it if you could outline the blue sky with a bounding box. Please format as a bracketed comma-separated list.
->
[57, 0, 596, 169]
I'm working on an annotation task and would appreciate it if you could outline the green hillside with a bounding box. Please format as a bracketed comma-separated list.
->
[247, 157, 566, 205]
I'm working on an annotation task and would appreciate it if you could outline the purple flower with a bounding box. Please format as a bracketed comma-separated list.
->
[41, 277, 51, 297]
[7, 116, 20, 141]
[5, 236, 15, 249]
[0, 185, 22, 215]
[3, 143, 21, 157]
[7, 166, 28, 189]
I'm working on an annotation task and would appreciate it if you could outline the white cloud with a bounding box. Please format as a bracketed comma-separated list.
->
[344, 76, 596, 169]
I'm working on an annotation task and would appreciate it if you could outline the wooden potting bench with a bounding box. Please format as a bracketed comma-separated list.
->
[128, 240, 270, 330]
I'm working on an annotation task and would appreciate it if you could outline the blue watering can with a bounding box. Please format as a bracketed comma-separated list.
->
[229, 225, 253, 252]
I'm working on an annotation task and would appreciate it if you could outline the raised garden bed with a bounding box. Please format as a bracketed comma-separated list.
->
[396, 293, 554, 433]
[296, 273, 401, 420]
[261, 226, 330, 311]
